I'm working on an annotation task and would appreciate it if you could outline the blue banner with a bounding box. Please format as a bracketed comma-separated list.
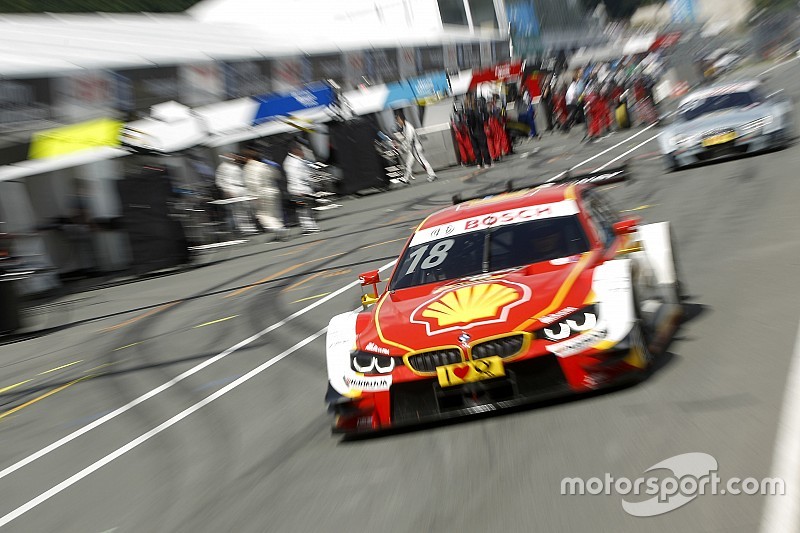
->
[384, 72, 450, 108]
[252, 82, 335, 125]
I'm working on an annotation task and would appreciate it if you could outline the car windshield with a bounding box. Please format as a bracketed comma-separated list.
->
[389, 215, 591, 290]
[678, 91, 759, 121]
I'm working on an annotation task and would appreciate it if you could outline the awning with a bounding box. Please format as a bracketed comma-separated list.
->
[121, 101, 207, 153]
[252, 82, 336, 125]
[193, 98, 261, 136]
[341, 71, 450, 115]
[203, 107, 335, 148]
[0, 146, 129, 184]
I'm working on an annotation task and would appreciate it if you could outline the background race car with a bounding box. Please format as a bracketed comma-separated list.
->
[660, 80, 794, 170]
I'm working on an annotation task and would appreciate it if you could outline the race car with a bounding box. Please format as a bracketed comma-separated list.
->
[325, 168, 683, 434]
[660, 80, 794, 170]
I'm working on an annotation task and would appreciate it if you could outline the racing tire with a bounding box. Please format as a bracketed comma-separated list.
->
[667, 225, 688, 304]
[663, 154, 679, 172]
[631, 286, 656, 367]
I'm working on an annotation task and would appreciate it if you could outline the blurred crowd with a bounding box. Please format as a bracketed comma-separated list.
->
[542, 54, 662, 141]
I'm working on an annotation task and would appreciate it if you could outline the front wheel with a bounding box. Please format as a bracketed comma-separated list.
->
[663, 154, 679, 172]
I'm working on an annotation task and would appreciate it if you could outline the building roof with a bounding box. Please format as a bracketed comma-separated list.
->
[0, 2, 502, 78]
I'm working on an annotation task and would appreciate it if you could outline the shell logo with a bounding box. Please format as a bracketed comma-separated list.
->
[411, 282, 530, 335]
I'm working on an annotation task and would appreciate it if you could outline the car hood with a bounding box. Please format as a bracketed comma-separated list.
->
[668, 105, 772, 137]
[356, 255, 597, 354]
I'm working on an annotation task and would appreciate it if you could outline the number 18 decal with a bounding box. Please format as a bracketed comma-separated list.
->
[404, 239, 454, 275]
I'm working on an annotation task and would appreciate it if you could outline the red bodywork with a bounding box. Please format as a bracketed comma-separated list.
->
[334, 185, 645, 433]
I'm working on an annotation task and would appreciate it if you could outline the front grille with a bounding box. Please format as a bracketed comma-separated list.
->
[472, 334, 526, 360]
[696, 144, 747, 161]
[406, 348, 463, 373]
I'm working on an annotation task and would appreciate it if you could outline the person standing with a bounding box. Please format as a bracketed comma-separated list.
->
[466, 95, 491, 168]
[243, 149, 287, 238]
[396, 113, 437, 183]
[540, 76, 555, 133]
[283, 143, 320, 234]
[215, 153, 255, 235]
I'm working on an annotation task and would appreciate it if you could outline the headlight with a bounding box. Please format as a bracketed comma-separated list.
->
[537, 306, 598, 342]
[669, 134, 697, 147]
[351, 351, 397, 374]
[740, 116, 773, 134]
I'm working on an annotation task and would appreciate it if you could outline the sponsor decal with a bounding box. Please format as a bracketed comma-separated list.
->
[546, 326, 608, 358]
[410, 200, 579, 246]
[364, 342, 390, 355]
[538, 306, 579, 325]
[411, 281, 531, 335]
[344, 375, 392, 391]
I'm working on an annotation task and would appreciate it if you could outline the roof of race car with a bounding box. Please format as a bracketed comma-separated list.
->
[410, 184, 583, 245]
[679, 80, 761, 107]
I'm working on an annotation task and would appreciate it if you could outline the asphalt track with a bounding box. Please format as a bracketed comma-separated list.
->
[1, 59, 800, 532]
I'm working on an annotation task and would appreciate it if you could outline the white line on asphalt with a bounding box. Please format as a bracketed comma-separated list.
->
[595, 133, 662, 171]
[546, 123, 659, 182]
[0, 126, 664, 526]
[0, 328, 329, 530]
[759, 55, 800, 77]
[759, 321, 800, 533]
[0, 262, 399, 484]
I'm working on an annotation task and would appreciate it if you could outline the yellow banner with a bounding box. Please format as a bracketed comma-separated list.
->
[29, 118, 123, 159]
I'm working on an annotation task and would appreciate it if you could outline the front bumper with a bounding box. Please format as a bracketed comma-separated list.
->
[668, 129, 788, 168]
[329, 338, 645, 435]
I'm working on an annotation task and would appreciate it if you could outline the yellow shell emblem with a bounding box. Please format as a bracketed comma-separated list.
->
[422, 284, 521, 326]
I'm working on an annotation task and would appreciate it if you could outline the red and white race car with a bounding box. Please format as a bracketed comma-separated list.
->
[325, 168, 683, 434]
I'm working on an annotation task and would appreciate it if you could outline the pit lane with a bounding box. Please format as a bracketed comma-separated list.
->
[1, 59, 800, 532]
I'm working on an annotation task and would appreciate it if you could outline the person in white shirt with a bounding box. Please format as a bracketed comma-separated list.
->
[243, 149, 286, 238]
[283, 144, 320, 234]
[215, 154, 256, 235]
[396, 113, 437, 183]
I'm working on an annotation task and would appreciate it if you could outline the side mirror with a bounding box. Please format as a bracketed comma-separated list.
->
[359, 270, 381, 308]
[613, 218, 639, 236]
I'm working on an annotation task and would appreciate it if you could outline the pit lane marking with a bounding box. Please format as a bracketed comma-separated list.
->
[283, 268, 351, 293]
[224, 251, 348, 298]
[112, 342, 141, 352]
[594, 133, 662, 171]
[194, 315, 239, 329]
[759, 320, 800, 532]
[99, 302, 180, 333]
[0, 130, 659, 519]
[546, 123, 659, 182]
[0, 260, 396, 486]
[0, 377, 91, 422]
[361, 237, 407, 249]
[37, 360, 83, 375]
[277, 243, 315, 257]
[0, 327, 330, 529]
[290, 292, 331, 304]
[0, 380, 32, 395]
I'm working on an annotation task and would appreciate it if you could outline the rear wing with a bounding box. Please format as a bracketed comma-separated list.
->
[452, 164, 631, 205]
